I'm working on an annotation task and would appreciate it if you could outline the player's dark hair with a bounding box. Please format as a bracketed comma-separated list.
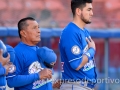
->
[71, 0, 92, 16]
[18, 17, 35, 38]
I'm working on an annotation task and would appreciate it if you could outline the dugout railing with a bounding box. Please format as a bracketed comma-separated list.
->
[0, 27, 120, 90]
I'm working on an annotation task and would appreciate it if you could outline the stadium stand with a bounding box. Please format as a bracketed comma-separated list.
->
[105, 0, 120, 12]
[24, 0, 45, 10]
[0, 0, 120, 28]
[0, 0, 7, 10]
[7, 0, 23, 10]
[44, 0, 64, 11]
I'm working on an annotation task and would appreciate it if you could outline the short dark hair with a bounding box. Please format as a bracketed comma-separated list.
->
[18, 17, 35, 38]
[71, 0, 92, 16]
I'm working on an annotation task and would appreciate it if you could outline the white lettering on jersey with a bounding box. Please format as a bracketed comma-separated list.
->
[29, 61, 43, 74]
[28, 61, 51, 89]
[71, 45, 80, 55]
[83, 60, 94, 71]
[32, 79, 52, 89]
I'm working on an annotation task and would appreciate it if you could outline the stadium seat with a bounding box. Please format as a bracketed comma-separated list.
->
[105, 0, 120, 12]
[0, 0, 7, 10]
[44, 0, 64, 11]
[115, 12, 120, 20]
[8, 0, 23, 10]
[1, 11, 12, 21]
[25, 0, 45, 10]
[86, 17, 107, 28]
[51, 10, 71, 28]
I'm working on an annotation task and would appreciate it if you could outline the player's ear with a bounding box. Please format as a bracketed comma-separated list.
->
[20, 30, 27, 38]
[76, 8, 81, 16]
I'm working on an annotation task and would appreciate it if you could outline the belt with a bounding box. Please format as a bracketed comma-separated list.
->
[61, 79, 95, 89]
[80, 81, 95, 89]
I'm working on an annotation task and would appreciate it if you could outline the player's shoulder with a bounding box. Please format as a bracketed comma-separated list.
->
[14, 43, 33, 60]
[63, 22, 80, 35]
[64, 22, 77, 31]
[14, 42, 27, 53]
[61, 23, 82, 41]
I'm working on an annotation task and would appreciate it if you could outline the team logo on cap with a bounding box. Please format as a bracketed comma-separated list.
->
[71, 45, 80, 55]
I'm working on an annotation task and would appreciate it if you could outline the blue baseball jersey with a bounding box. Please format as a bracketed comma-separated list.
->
[0, 63, 6, 86]
[7, 42, 52, 90]
[59, 22, 97, 83]
[0, 45, 15, 87]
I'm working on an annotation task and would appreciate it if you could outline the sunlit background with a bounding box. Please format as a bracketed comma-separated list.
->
[0, 0, 120, 90]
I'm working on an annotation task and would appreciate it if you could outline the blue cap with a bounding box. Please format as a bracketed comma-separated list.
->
[37, 47, 57, 64]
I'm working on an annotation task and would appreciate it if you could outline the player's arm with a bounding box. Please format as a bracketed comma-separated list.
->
[65, 32, 95, 70]
[7, 69, 52, 88]
[76, 37, 96, 70]
[7, 73, 39, 88]
[6, 52, 39, 88]
[63, 33, 84, 70]
[7, 61, 52, 87]
[7, 59, 52, 88]
[0, 50, 11, 76]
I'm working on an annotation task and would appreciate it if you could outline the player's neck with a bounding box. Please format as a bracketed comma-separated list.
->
[21, 38, 37, 46]
[73, 18, 86, 30]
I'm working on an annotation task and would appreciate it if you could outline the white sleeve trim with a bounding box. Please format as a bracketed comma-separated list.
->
[69, 56, 82, 62]
[6, 75, 16, 78]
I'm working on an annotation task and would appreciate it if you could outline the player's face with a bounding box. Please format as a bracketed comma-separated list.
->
[80, 3, 93, 24]
[22, 20, 41, 45]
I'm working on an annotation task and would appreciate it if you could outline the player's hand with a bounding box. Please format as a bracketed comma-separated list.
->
[3, 62, 12, 75]
[53, 80, 62, 89]
[86, 37, 96, 50]
[0, 50, 10, 66]
[39, 68, 52, 80]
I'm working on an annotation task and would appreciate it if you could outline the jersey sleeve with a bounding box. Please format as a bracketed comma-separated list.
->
[7, 73, 39, 88]
[6, 52, 39, 88]
[64, 32, 83, 70]
[0, 63, 6, 76]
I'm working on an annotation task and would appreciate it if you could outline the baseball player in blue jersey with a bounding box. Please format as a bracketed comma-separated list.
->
[56, 0, 97, 90]
[7, 17, 56, 90]
[0, 42, 15, 90]
[0, 50, 10, 90]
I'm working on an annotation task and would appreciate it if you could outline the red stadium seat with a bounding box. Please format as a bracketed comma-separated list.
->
[105, 0, 120, 12]
[86, 17, 107, 28]
[25, 0, 45, 10]
[51, 10, 71, 21]
[1, 10, 12, 20]
[0, 0, 7, 10]
[50, 9, 71, 28]
[115, 12, 120, 20]
[44, 0, 64, 11]
[8, 0, 23, 10]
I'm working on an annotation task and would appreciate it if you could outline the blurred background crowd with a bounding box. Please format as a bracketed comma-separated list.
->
[0, 0, 120, 28]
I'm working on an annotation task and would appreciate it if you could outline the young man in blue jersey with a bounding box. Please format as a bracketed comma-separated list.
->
[7, 17, 55, 90]
[58, 0, 97, 90]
